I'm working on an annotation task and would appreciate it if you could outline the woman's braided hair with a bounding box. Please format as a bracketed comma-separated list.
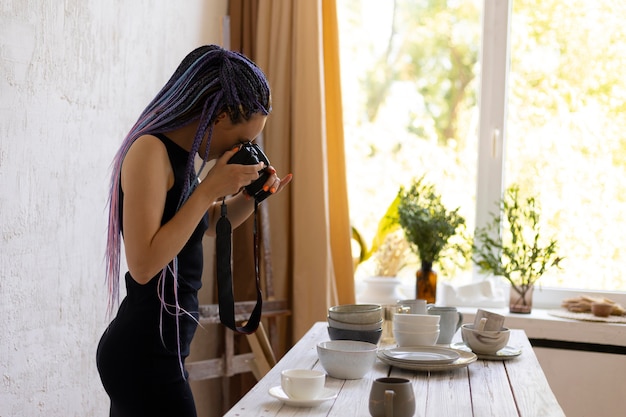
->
[105, 45, 271, 314]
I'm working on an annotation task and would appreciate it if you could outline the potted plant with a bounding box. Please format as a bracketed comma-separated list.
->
[352, 201, 410, 304]
[395, 177, 469, 303]
[370, 231, 410, 277]
[472, 185, 563, 313]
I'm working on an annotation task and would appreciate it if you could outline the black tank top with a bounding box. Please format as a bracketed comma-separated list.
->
[114, 133, 208, 357]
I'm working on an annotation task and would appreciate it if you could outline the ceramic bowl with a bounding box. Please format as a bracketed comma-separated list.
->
[394, 329, 440, 346]
[317, 340, 378, 379]
[461, 324, 510, 354]
[327, 316, 384, 331]
[392, 323, 440, 333]
[393, 313, 440, 326]
[327, 326, 382, 345]
[591, 302, 613, 317]
[328, 304, 383, 324]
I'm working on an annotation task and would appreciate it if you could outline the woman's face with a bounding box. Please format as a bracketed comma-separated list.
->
[203, 113, 267, 159]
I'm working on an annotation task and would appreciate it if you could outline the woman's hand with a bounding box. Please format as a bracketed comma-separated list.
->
[202, 145, 266, 198]
[202, 147, 293, 235]
[255, 165, 293, 198]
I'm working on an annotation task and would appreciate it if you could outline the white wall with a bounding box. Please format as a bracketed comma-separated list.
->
[0, 1, 226, 415]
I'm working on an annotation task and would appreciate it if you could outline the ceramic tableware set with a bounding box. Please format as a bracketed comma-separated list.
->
[270, 304, 384, 408]
[451, 308, 522, 360]
[269, 306, 520, 412]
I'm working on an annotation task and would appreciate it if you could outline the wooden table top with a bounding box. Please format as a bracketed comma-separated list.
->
[224, 321, 565, 417]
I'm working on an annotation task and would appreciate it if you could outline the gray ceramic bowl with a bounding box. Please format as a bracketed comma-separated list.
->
[328, 304, 382, 324]
[327, 316, 384, 331]
[461, 323, 510, 354]
[327, 325, 382, 345]
[317, 340, 378, 379]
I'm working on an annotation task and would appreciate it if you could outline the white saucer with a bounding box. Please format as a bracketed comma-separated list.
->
[450, 342, 522, 360]
[268, 386, 338, 407]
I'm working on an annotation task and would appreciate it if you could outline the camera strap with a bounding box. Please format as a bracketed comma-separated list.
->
[215, 198, 263, 334]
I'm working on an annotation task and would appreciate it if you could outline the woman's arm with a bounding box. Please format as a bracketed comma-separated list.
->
[121, 136, 264, 283]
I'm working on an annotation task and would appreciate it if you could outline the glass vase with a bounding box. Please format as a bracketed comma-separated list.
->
[416, 261, 437, 304]
[509, 285, 534, 314]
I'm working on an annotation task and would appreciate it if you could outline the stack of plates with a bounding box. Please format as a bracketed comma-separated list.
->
[377, 346, 477, 372]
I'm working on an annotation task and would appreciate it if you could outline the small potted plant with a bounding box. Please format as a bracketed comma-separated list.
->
[352, 200, 410, 304]
[395, 177, 469, 303]
[472, 185, 563, 313]
[371, 231, 409, 277]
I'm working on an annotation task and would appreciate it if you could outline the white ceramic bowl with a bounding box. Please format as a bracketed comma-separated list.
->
[393, 323, 440, 333]
[328, 304, 382, 324]
[461, 324, 510, 354]
[394, 329, 440, 346]
[393, 313, 440, 325]
[317, 340, 378, 379]
[327, 316, 384, 331]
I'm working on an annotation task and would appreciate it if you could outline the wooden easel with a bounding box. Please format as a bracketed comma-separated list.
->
[186, 300, 289, 382]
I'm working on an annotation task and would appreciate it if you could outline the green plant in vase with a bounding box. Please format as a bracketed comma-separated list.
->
[472, 185, 563, 313]
[396, 177, 468, 303]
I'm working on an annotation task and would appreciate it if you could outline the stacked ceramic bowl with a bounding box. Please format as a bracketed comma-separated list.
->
[327, 304, 383, 345]
[392, 313, 440, 346]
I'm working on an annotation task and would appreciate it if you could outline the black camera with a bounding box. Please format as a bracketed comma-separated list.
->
[227, 142, 272, 202]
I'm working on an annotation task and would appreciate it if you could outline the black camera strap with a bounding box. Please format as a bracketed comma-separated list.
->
[215, 198, 263, 334]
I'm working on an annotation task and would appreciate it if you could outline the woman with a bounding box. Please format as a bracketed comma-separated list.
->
[96, 45, 292, 417]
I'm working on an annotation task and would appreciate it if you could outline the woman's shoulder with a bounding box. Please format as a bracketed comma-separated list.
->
[124, 135, 170, 164]
[131, 134, 168, 152]
[121, 135, 172, 185]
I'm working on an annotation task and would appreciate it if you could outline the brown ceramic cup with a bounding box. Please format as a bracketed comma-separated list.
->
[369, 377, 416, 417]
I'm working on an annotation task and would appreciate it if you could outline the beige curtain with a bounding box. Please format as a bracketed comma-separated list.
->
[320, 0, 354, 308]
[252, 0, 355, 341]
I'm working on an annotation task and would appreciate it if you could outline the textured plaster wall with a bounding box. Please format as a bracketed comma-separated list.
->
[0, 1, 226, 415]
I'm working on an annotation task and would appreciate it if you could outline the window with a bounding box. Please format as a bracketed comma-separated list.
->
[505, 0, 626, 291]
[338, 0, 626, 296]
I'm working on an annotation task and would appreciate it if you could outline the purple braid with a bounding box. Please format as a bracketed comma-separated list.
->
[105, 45, 271, 315]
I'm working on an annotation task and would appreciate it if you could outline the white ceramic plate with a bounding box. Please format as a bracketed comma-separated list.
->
[381, 346, 460, 364]
[377, 349, 477, 372]
[268, 386, 338, 407]
[450, 342, 522, 360]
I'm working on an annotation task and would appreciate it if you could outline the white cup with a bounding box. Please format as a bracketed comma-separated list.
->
[397, 299, 428, 314]
[281, 369, 325, 400]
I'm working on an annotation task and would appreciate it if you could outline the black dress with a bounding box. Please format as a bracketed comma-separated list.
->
[97, 134, 209, 417]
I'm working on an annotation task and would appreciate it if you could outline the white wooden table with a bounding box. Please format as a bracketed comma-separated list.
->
[223, 322, 565, 417]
